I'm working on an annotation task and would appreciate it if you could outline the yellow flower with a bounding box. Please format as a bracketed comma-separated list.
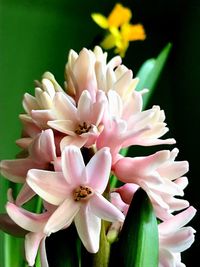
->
[92, 3, 131, 29]
[91, 3, 146, 57]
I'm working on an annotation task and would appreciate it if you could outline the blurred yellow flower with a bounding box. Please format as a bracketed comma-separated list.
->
[91, 3, 146, 57]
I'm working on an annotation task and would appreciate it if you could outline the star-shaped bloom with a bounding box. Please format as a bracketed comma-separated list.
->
[158, 206, 196, 267]
[47, 90, 106, 149]
[114, 148, 189, 220]
[26, 146, 124, 253]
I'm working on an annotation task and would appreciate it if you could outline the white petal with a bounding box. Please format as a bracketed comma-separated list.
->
[159, 248, 175, 267]
[160, 227, 196, 253]
[89, 193, 125, 222]
[77, 90, 92, 122]
[62, 146, 86, 185]
[86, 147, 111, 193]
[48, 120, 76, 135]
[44, 198, 79, 234]
[74, 204, 101, 253]
[107, 90, 123, 117]
[60, 135, 87, 150]
[157, 161, 189, 180]
[40, 237, 49, 267]
[27, 169, 69, 205]
[53, 92, 77, 121]
[25, 232, 45, 267]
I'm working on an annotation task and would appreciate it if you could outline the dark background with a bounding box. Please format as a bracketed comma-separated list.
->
[0, 0, 199, 265]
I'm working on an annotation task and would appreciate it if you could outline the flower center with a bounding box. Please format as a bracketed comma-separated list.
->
[73, 185, 93, 201]
[75, 122, 92, 135]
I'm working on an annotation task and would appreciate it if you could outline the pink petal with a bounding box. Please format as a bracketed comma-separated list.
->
[72, 48, 97, 102]
[31, 110, 55, 128]
[0, 158, 35, 183]
[19, 114, 41, 138]
[61, 146, 86, 185]
[16, 183, 36, 206]
[16, 137, 33, 149]
[86, 147, 111, 193]
[44, 198, 79, 235]
[29, 129, 56, 162]
[114, 151, 170, 183]
[74, 204, 101, 253]
[116, 183, 139, 204]
[6, 203, 49, 232]
[158, 207, 197, 234]
[89, 193, 125, 222]
[25, 232, 45, 267]
[27, 169, 69, 205]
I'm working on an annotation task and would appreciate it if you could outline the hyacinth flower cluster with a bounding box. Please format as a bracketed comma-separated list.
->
[0, 46, 196, 267]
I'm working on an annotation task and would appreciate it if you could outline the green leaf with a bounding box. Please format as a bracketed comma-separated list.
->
[136, 43, 172, 108]
[109, 189, 158, 267]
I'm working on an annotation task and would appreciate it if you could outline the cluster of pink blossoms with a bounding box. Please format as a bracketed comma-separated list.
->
[0, 46, 196, 267]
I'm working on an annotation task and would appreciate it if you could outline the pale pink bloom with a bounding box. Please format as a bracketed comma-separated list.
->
[97, 111, 175, 164]
[22, 72, 68, 129]
[65, 46, 140, 103]
[27, 146, 124, 253]
[48, 90, 106, 149]
[158, 206, 196, 267]
[113, 148, 189, 220]
[65, 46, 120, 101]
[6, 202, 54, 267]
[0, 129, 57, 205]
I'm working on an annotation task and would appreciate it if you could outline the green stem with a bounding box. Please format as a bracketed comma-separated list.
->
[93, 221, 110, 267]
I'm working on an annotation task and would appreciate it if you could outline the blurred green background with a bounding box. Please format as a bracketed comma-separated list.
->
[0, 0, 199, 265]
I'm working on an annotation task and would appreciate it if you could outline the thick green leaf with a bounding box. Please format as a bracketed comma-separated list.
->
[136, 43, 172, 108]
[109, 189, 158, 267]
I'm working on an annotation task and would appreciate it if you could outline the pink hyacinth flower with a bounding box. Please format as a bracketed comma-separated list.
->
[114, 148, 189, 220]
[26, 146, 124, 253]
[158, 206, 196, 267]
[48, 90, 106, 149]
